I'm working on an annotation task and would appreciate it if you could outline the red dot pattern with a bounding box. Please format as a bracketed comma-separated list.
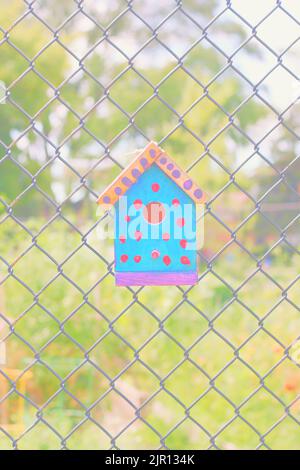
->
[118, 193, 194, 269]
[152, 250, 160, 259]
[180, 239, 187, 249]
[152, 183, 160, 192]
[135, 230, 142, 241]
[120, 254, 191, 266]
[134, 199, 143, 210]
[163, 255, 171, 266]
[176, 217, 185, 227]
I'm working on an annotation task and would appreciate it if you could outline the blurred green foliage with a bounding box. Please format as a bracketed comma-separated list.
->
[0, 0, 268, 218]
[0, 223, 299, 449]
[0, 0, 299, 450]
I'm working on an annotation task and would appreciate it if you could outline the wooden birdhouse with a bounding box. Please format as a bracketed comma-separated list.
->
[97, 142, 206, 286]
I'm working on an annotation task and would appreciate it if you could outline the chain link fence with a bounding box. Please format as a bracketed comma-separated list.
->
[0, 0, 299, 450]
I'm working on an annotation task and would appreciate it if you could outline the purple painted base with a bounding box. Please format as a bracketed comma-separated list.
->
[116, 271, 198, 286]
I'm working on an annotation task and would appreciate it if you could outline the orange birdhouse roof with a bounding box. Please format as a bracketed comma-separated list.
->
[97, 141, 206, 206]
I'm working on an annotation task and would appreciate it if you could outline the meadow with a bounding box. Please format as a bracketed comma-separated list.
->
[0, 218, 299, 449]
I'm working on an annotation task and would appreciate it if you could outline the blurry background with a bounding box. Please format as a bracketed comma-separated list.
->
[0, 0, 299, 449]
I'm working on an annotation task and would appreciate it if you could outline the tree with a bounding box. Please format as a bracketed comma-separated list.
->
[0, 0, 268, 219]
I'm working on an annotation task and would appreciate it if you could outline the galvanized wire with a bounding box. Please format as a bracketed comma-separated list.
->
[0, 0, 299, 450]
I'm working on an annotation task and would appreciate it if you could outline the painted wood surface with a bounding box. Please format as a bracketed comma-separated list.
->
[116, 271, 198, 286]
[97, 142, 161, 207]
[97, 141, 206, 206]
[156, 152, 206, 204]
[114, 164, 197, 274]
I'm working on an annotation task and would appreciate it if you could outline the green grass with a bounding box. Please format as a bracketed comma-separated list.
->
[0, 219, 299, 449]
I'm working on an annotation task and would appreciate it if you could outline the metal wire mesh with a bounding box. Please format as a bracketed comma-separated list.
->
[0, 0, 299, 450]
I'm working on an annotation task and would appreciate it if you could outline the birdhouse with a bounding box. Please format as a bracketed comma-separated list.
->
[97, 142, 206, 286]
